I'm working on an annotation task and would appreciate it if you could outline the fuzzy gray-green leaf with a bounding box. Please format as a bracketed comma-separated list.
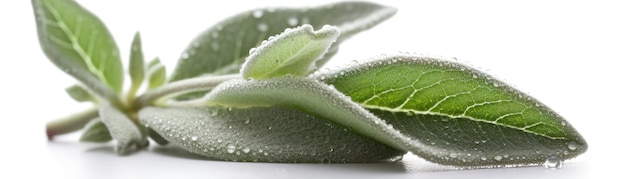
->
[139, 106, 404, 163]
[80, 118, 112, 143]
[241, 25, 339, 79]
[169, 1, 396, 81]
[319, 54, 587, 167]
[65, 84, 94, 102]
[32, 0, 124, 97]
[129, 32, 145, 91]
[147, 57, 166, 90]
[99, 102, 147, 155]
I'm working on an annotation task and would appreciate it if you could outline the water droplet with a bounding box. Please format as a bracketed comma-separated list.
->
[480, 156, 487, 161]
[263, 152, 269, 156]
[244, 119, 250, 124]
[561, 120, 568, 126]
[494, 156, 503, 161]
[248, 48, 257, 54]
[568, 142, 578, 151]
[287, 17, 298, 26]
[449, 153, 458, 158]
[242, 147, 250, 153]
[252, 10, 263, 18]
[544, 156, 562, 169]
[211, 42, 219, 51]
[211, 32, 219, 38]
[226, 144, 236, 153]
[329, 148, 334, 152]
[257, 23, 268, 32]
[191, 136, 198, 141]
[181, 52, 189, 59]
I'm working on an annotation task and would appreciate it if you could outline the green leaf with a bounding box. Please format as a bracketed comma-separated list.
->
[146, 57, 166, 90]
[139, 106, 404, 163]
[32, 0, 124, 97]
[99, 102, 147, 155]
[65, 84, 94, 102]
[203, 71, 586, 167]
[169, 1, 397, 81]
[319, 55, 588, 167]
[80, 118, 112, 143]
[241, 24, 339, 79]
[128, 32, 145, 93]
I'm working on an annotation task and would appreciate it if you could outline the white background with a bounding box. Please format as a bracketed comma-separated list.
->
[1, 0, 624, 178]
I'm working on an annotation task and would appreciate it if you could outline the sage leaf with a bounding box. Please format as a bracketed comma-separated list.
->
[65, 84, 94, 102]
[319, 55, 588, 167]
[241, 25, 340, 79]
[80, 119, 112, 143]
[139, 106, 405, 163]
[32, 0, 124, 97]
[146, 57, 166, 90]
[169, 1, 396, 81]
[129, 32, 145, 92]
[99, 102, 147, 155]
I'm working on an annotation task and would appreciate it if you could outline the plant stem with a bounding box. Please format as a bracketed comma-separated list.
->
[136, 74, 241, 107]
[46, 107, 99, 140]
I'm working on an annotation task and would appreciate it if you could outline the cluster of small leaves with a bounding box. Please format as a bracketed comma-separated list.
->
[34, 0, 586, 168]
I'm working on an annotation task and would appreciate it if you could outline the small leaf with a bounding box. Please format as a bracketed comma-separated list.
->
[99, 102, 147, 155]
[80, 118, 112, 143]
[32, 0, 124, 97]
[129, 32, 145, 92]
[320, 54, 588, 167]
[169, 1, 396, 81]
[139, 106, 404, 163]
[146, 57, 166, 90]
[241, 25, 339, 79]
[65, 84, 94, 102]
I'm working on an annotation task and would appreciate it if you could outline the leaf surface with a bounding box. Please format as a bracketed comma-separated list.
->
[80, 119, 112, 143]
[32, 0, 124, 97]
[169, 1, 396, 81]
[65, 84, 94, 102]
[99, 102, 147, 154]
[241, 24, 339, 79]
[319, 55, 588, 166]
[129, 32, 145, 91]
[139, 106, 404, 163]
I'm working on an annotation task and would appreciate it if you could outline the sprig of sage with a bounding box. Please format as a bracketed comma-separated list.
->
[34, 0, 586, 169]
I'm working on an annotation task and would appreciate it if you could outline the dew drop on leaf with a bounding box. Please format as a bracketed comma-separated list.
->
[568, 142, 578, 151]
[211, 42, 219, 51]
[544, 156, 562, 169]
[242, 147, 251, 153]
[191, 136, 198, 141]
[494, 155, 503, 161]
[252, 10, 263, 18]
[257, 23, 268, 32]
[287, 17, 299, 26]
[226, 144, 236, 153]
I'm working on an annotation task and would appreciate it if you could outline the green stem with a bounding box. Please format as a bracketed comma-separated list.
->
[46, 107, 99, 140]
[136, 74, 240, 107]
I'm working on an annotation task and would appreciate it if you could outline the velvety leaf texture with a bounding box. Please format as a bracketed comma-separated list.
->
[99, 102, 147, 154]
[32, 0, 124, 96]
[169, 1, 397, 81]
[139, 106, 405, 163]
[129, 32, 145, 90]
[80, 119, 112, 143]
[319, 54, 587, 167]
[241, 24, 339, 79]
